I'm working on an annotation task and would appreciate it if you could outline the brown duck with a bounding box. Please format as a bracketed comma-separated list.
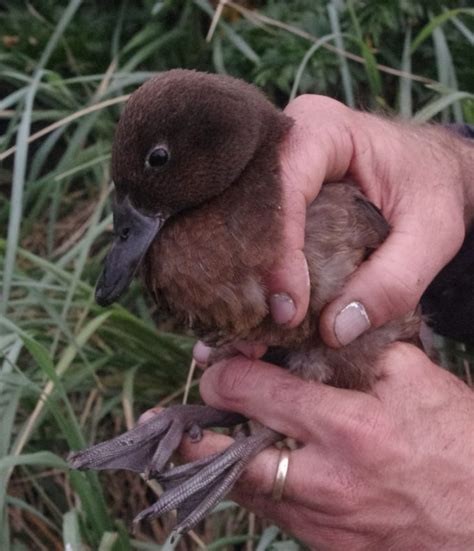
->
[69, 69, 420, 536]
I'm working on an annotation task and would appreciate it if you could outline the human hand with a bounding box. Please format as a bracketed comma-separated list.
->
[268, 95, 474, 346]
[178, 344, 474, 550]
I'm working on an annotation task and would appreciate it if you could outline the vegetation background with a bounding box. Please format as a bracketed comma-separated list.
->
[1, 0, 473, 549]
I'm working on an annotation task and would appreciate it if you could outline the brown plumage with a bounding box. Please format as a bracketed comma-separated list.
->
[69, 69, 420, 534]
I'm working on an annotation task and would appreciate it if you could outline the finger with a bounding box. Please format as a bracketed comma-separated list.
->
[139, 409, 340, 520]
[268, 97, 357, 328]
[199, 355, 373, 442]
[137, 406, 163, 425]
[179, 428, 313, 506]
[139, 405, 295, 502]
[179, 428, 282, 497]
[319, 214, 464, 348]
[180, 429, 348, 519]
[193, 341, 212, 366]
[178, 426, 233, 461]
[193, 340, 268, 368]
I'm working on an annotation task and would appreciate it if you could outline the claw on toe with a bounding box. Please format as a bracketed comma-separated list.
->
[170, 531, 181, 545]
[187, 423, 203, 443]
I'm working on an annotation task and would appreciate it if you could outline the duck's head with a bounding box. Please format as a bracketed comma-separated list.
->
[96, 69, 290, 306]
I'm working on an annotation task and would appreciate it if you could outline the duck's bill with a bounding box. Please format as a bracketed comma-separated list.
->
[95, 196, 167, 307]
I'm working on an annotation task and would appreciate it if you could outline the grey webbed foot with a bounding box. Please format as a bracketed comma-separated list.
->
[134, 427, 282, 535]
[68, 405, 244, 478]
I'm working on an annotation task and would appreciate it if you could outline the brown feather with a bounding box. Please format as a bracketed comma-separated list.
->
[112, 69, 421, 391]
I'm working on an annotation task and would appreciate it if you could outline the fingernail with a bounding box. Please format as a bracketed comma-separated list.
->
[334, 301, 370, 346]
[193, 341, 211, 365]
[137, 408, 160, 424]
[270, 293, 296, 325]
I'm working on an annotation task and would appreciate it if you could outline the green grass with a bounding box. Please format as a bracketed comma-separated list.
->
[1, 1, 473, 549]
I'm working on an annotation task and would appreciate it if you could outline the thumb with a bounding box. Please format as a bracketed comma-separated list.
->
[319, 215, 464, 347]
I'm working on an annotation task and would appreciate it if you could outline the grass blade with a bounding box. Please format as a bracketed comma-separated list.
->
[450, 14, 474, 44]
[0, 451, 67, 470]
[195, 0, 260, 64]
[290, 33, 337, 102]
[2, 70, 43, 316]
[63, 510, 84, 551]
[411, 8, 474, 54]
[327, 2, 354, 107]
[2, 0, 83, 315]
[398, 29, 412, 118]
[347, 1, 382, 99]
[413, 91, 473, 122]
[255, 525, 280, 550]
[432, 21, 463, 122]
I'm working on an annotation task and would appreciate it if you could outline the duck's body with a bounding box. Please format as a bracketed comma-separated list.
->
[146, 181, 418, 388]
[69, 70, 421, 534]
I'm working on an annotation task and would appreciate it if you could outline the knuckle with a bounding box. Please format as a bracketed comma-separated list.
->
[210, 356, 256, 404]
[445, 218, 465, 255]
[334, 405, 395, 463]
[285, 93, 314, 112]
[267, 378, 298, 407]
[286, 94, 346, 117]
[137, 406, 162, 425]
[382, 341, 422, 367]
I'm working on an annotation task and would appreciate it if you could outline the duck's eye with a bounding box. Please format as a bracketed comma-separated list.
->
[147, 147, 169, 168]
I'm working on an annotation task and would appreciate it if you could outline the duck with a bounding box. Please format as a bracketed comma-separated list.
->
[69, 69, 420, 536]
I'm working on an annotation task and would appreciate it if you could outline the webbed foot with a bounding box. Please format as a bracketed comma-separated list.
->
[134, 427, 281, 535]
[68, 405, 244, 478]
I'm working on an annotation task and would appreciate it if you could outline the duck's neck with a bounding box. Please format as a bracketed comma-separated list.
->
[215, 130, 286, 268]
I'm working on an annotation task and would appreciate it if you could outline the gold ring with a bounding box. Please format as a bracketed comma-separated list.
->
[271, 448, 290, 501]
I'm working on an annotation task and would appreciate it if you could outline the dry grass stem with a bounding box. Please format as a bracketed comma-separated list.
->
[206, 0, 228, 42]
[225, 1, 436, 85]
[183, 358, 197, 405]
[0, 94, 130, 162]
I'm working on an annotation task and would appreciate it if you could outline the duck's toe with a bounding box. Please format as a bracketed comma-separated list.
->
[134, 427, 282, 534]
[68, 405, 244, 475]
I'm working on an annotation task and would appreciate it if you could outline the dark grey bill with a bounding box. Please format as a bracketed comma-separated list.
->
[95, 195, 167, 306]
